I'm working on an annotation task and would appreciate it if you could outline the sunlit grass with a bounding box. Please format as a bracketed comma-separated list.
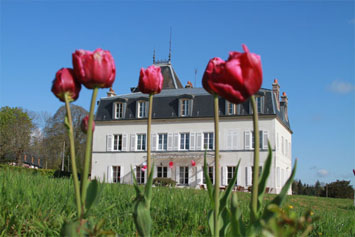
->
[0, 168, 354, 236]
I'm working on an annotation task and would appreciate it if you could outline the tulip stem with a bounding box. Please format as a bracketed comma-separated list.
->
[64, 93, 81, 218]
[81, 87, 98, 214]
[250, 95, 260, 221]
[213, 94, 220, 236]
[147, 94, 153, 177]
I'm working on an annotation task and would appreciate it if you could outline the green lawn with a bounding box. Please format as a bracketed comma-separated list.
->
[0, 168, 354, 236]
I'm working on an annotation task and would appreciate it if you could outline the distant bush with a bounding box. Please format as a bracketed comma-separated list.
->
[0, 164, 55, 177]
[153, 177, 177, 187]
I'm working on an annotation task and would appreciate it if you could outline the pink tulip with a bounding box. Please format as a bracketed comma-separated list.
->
[202, 44, 262, 104]
[81, 115, 95, 134]
[138, 65, 164, 94]
[51, 68, 81, 102]
[142, 165, 147, 172]
[72, 48, 116, 89]
[191, 160, 196, 167]
[169, 161, 174, 169]
[353, 169, 355, 176]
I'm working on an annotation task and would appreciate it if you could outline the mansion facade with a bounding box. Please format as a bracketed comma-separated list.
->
[91, 61, 292, 194]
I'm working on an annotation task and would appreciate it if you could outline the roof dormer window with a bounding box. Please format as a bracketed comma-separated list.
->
[225, 100, 240, 115]
[113, 99, 127, 119]
[136, 100, 149, 118]
[249, 96, 264, 114]
[178, 94, 194, 117]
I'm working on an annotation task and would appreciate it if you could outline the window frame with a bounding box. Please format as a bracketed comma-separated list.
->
[113, 134, 123, 151]
[180, 132, 190, 150]
[136, 166, 145, 184]
[157, 166, 168, 178]
[203, 132, 214, 150]
[179, 166, 189, 185]
[114, 102, 124, 119]
[203, 166, 214, 184]
[112, 166, 121, 183]
[136, 134, 146, 151]
[137, 100, 147, 118]
[157, 133, 168, 151]
[180, 99, 189, 117]
[227, 166, 237, 186]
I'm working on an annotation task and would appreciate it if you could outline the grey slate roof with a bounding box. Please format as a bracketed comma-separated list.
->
[95, 87, 291, 131]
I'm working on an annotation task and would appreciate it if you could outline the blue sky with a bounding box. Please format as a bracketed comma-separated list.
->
[1, 1, 354, 185]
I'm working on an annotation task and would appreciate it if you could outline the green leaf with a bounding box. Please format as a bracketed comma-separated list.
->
[144, 163, 154, 203]
[262, 159, 297, 222]
[64, 115, 70, 130]
[60, 221, 81, 237]
[228, 192, 244, 237]
[220, 160, 240, 212]
[203, 151, 214, 205]
[85, 179, 98, 212]
[131, 166, 142, 196]
[257, 142, 273, 214]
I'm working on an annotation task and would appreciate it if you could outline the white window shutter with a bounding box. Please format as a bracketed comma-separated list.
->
[196, 133, 202, 150]
[263, 131, 268, 150]
[248, 167, 252, 186]
[167, 167, 172, 178]
[135, 101, 139, 118]
[151, 133, 157, 151]
[173, 133, 179, 150]
[167, 133, 173, 151]
[120, 166, 124, 183]
[188, 99, 193, 116]
[237, 165, 242, 185]
[106, 135, 113, 151]
[190, 132, 196, 150]
[281, 168, 285, 186]
[221, 167, 227, 186]
[130, 134, 136, 151]
[232, 131, 238, 150]
[176, 166, 180, 184]
[226, 130, 232, 150]
[189, 166, 194, 184]
[112, 103, 116, 119]
[122, 103, 127, 119]
[198, 166, 203, 184]
[153, 166, 157, 179]
[107, 166, 112, 183]
[122, 134, 127, 151]
[277, 167, 280, 187]
[245, 131, 251, 150]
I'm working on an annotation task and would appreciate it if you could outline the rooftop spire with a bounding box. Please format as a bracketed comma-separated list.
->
[168, 27, 172, 63]
[153, 49, 156, 64]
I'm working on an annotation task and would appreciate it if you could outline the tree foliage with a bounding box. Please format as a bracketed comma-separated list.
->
[0, 106, 34, 164]
[292, 179, 354, 199]
[43, 104, 88, 170]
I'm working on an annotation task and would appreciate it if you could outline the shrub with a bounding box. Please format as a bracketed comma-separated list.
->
[153, 177, 177, 187]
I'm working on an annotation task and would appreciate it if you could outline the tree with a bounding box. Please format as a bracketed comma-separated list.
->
[325, 180, 353, 199]
[0, 106, 34, 165]
[43, 105, 88, 170]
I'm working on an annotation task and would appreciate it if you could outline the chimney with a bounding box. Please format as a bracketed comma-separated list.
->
[272, 79, 280, 105]
[185, 81, 193, 88]
[281, 92, 288, 121]
[107, 87, 116, 97]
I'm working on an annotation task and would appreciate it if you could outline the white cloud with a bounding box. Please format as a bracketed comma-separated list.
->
[317, 169, 329, 177]
[328, 80, 355, 94]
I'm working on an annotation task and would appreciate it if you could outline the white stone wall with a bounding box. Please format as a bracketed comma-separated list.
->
[91, 116, 292, 194]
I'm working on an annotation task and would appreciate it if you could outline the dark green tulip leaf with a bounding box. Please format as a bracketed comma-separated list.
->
[85, 179, 98, 212]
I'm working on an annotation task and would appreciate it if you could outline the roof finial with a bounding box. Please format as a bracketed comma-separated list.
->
[168, 27, 172, 63]
[153, 49, 156, 64]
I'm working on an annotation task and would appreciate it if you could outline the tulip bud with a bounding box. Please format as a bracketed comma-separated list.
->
[202, 44, 262, 104]
[51, 68, 81, 102]
[142, 165, 147, 172]
[138, 65, 164, 94]
[72, 48, 116, 89]
[81, 115, 95, 134]
[169, 161, 174, 169]
[191, 160, 196, 167]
